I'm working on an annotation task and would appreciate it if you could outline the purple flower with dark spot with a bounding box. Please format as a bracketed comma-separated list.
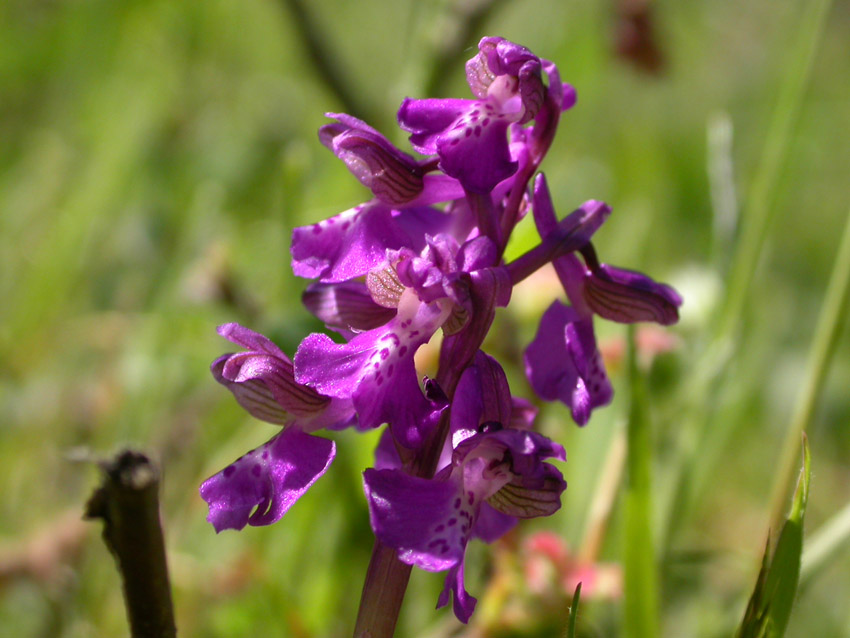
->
[364, 421, 565, 622]
[200, 323, 353, 532]
[295, 234, 510, 450]
[364, 352, 565, 622]
[398, 37, 545, 193]
[201, 34, 683, 629]
[524, 174, 680, 424]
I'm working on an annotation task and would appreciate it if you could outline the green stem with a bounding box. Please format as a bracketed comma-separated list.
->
[768, 206, 850, 529]
[714, 0, 833, 341]
[800, 499, 850, 584]
[623, 326, 659, 638]
[659, 0, 833, 549]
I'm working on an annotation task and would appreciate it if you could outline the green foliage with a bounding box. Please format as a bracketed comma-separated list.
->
[623, 327, 658, 638]
[566, 582, 581, 638]
[737, 437, 810, 638]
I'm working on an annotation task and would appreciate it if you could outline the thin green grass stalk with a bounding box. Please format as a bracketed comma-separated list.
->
[566, 582, 582, 638]
[622, 326, 659, 638]
[768, 206, 850, 529]
[715, 0, 833, 341]
[659, 0, 833, 549]
[736, 437, 810, 638]
[800, 499, 850, 585]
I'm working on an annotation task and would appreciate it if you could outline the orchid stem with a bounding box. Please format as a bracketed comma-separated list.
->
[354, 541, 414, 638]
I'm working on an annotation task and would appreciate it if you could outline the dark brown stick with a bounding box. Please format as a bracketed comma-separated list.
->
[84, 450, 176, 638]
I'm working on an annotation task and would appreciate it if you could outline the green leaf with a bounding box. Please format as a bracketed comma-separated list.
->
[566, 582, 582, 638]
[736, 436, 811, 638]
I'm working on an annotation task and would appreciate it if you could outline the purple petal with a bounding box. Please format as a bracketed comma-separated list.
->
[200, 428, 335, 532]
[472, 503, 517, 543]
[212, 354, 290, 425]
[487, 463, 567, 518]
[453, 427, 566, 470]
[436, 560, 477, 623]
[363, 469, 470, 571]
[294, 292, 448, 447]
[326, 123, 426, 205]
[397, 97, 471, 155]
[302, 281, 396, 332]
[525, 301, 612, 425]
[290, 204, 449, 282]
[450, 364, 484, 435]
[217, 322, 288, 359]
[584, 264, 682, 325]
[473, 352, 513, 427]
[565, 317, 613, 421]
[436, 111, 516, 193]
[212, 325, 335, 424]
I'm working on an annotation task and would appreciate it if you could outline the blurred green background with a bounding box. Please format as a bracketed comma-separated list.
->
[1, 0, 848, 635]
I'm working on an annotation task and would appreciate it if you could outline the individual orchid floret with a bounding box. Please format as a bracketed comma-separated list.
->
[296, 231, 511, 450]
[523, 175, 613, 424]
[363, 353, 566, 622]
[525, 300, 613, 426]
[320, 113, 464, 206]
[364, 424, 566, 623]
[294, 288, 450, 450]
[398, 37, 546, 193]
[200, 323, 353, 532]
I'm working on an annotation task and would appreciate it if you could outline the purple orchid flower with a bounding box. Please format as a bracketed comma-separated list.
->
[294, 233, 511, 450]
[200, 323, 354, 532]
[524, 174, 681, 424]
[398, 37, 546, 193]
[202, 34, 683, 630]
[364, 352, 565, 622]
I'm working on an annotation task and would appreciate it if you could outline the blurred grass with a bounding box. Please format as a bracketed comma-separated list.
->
[2, 0, 850, 636]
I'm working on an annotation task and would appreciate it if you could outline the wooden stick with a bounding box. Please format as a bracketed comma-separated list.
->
[85, 450, 176, 638]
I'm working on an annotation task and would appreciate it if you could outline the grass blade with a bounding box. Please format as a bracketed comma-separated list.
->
[737, 436, 811, 637]
[566, 582, 582, 638]
[768, 205, 850, 528]
[622, 326, 659, 638]
[800, 499, 850, 584]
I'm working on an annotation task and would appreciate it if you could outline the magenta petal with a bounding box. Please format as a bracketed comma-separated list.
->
[212, 324, 336, 424]
[584, 264, 682, 325]
[525, 300, 612, 425]
[302, 281, 396, 332]
[291, 204, 449, 282]
[364, 469, 469, 571]
[436, 560, 477, 624]
[217, 322, 288, 358]
[397, 97, 471, 154]
[436, 115, 516, 193]
[295, 293, 446, 447]
[473, 503, 517, 543]
[200, 428, 335, 532]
